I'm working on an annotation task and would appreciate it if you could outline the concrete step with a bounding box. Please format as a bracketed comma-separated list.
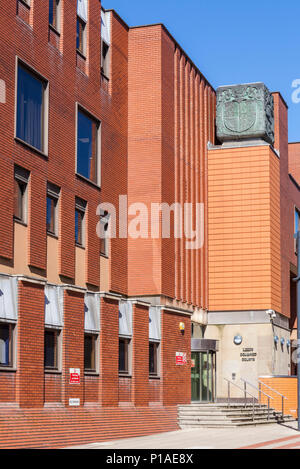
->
[179, 420, 280, 428]
[177, 404, 295, 428]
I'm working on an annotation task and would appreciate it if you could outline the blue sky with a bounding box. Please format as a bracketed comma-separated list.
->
[104, 0, 300, 142]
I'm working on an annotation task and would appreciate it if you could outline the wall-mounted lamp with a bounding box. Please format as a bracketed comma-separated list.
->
[281, 338, 285, 346]
[179, 322, 185, 334]
[233, 335, 243, 346]
[287, 340, 291, 349]
[274, 335, 279, 344]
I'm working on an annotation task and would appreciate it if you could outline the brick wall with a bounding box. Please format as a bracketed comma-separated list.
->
[161, 309, 191, 405]
[16, 280, 45, 408]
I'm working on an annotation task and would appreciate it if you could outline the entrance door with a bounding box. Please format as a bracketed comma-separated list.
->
[191, 351, 216, 402]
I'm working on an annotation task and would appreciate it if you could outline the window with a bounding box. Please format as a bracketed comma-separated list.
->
[75, 197, 86, 247]
[76, 107, 100, 185]
[76, 17, 86, 55]
[14, 166, 29, 223]
[49, 0, 60, 31]
[295, 208, 300, 254]
[100, 211, 110, 257]
[119, 338, 130, 374]
[101, 42, 110, 78]
[44, 329, 60, 369]
[46, 183, 60, 236]
[84, 333, 97, 371]
[149, 342, 159, 376]
[0, 323, 14, 367]
[76, 0, 88, 55]
[16, 63, 48, 153]
[101, 9, 111, 79]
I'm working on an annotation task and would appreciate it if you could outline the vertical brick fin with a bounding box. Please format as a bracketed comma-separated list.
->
[161, 309, 191, 406]
[100, 297, 119, 406]
[127, 25, 162, 296]
[161, 29, 175, 300]
[273, 94, 289, 319]
[59, 190, 75, 280]
[103, 14, 128, 296]
[86, 200, 100, 287]
[28, 173, 47, 271]
[131, 303, 149, 406]
[17, 280, 45, 408]
[0, 159, 13, 260]
[62, 288, 84, 407]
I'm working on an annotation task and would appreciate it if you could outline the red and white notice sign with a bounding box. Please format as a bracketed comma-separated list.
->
[176, 352, 187, 365]
[69, 368, 80, 384]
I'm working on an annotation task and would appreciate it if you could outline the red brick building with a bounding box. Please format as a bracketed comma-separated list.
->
[0, 0, 299, 448]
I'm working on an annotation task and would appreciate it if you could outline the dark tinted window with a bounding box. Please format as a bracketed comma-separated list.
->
[17, 65, 44, 151]
[77, 109, 98, 183]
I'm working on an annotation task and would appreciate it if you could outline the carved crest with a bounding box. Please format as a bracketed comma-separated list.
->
[223, 100, 257, 133]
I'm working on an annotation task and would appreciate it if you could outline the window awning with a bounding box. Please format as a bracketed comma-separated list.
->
[0, 276, 18, 322]
[101, 10, 111, 45]
[45, 285, 63, 328]
[149, 306, 161, 342]
[84, 293, 100, 333]
[77, 0, 88, 23]
[119, 300, 132, 338]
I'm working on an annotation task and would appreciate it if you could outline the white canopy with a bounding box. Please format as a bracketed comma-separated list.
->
[101, 10, 111, 45]
[84, 293, 100, 333]
[77, 0, 88, 23]
[0, 276, 17, 322]
[119, 300, 132, 338]
[149, 306, 161, 342]
[45, 285, 64, 328]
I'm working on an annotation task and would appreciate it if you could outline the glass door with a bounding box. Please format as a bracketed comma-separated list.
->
[191, 352, 200, 401]
[191, 351, 216, 402]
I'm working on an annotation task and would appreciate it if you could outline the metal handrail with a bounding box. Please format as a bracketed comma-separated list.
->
[240, 378, 274, 400]
[241, 378, 273, 420]
[258, 380, 288, 399]
[224, 378, 257, 421]
[258, 380, 287, 420]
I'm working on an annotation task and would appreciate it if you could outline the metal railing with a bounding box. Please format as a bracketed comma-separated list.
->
[240, 378, 274, 420]
[224, 378, 258, 421]
[258, 380, 288, 420]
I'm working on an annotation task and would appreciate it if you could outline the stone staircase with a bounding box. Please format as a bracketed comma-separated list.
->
[178, 403, 295, 428]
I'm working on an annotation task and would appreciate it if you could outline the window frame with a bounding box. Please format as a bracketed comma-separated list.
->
[118, 337, 131, 376]
[295, 206, 300, 254]
[76, 16, 87, 57]
[75, 103, 101, 187]
[149, 341, 160, 377]
[49, 0, 61, 32]
[101, 40, 110, 80]
[99, 211, 110, 258]
[0, 322, 15, 369]
[44, 328, 61, 371]
[14, 166, 29, 224]
[15, 57, 49, 157]
[46, 182, 60, 237]
[75, 197, 87, 248]
[84, 332, 98, 373]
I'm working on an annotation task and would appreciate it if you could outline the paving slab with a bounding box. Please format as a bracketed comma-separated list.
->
[66, 420, 300, 449]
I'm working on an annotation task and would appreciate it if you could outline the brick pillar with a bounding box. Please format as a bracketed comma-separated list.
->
[100, 296, 119, 406]
[62, 288, 85, 407]
[161, 308, 191, 406]
[131, 302, 149, 407]
[16, 280, 45, 408]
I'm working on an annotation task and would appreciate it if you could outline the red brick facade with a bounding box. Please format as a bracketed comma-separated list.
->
[0, 0, 299, 449]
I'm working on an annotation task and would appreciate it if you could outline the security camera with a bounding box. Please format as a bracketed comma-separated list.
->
[266, 309, 276, 319]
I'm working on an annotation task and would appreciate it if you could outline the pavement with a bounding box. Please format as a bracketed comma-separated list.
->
[66, 420, 300, 449]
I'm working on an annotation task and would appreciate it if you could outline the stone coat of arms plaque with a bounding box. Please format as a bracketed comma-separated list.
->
[216, 82, 274, 145]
